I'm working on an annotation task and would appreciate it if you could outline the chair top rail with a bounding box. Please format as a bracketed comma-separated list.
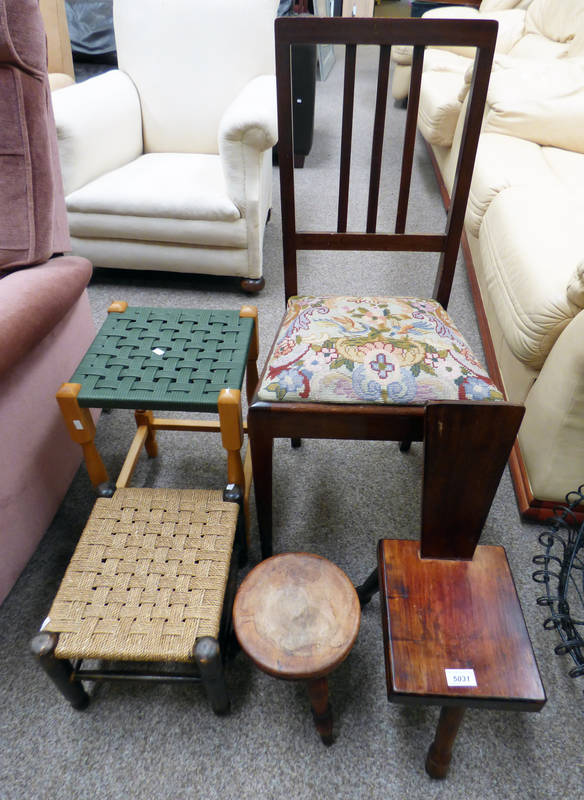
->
[275, 16, 498, 48]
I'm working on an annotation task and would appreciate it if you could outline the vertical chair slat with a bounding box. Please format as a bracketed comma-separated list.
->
[337, 43, 357, 233]
[395, 45, 425, 234]
[366, 45, 391, 234]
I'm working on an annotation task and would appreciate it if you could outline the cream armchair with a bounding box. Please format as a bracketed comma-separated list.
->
[52, 0, 279, 292]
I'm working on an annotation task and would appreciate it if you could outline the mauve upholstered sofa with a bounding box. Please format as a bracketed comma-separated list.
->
[0, 0, 95, 604]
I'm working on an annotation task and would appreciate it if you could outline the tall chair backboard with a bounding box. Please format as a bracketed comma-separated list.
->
[249, 16, 523, 561]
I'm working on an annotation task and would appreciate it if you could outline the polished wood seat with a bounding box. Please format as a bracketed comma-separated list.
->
[378, 539, 546, 778]
[233, 553, 361, 745]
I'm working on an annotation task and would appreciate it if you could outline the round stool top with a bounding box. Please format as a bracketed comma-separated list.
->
[233, 553, 361, 680]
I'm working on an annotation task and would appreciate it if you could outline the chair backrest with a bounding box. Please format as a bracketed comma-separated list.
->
[275, 16, 497, 306]
[114, 0, 278, 155]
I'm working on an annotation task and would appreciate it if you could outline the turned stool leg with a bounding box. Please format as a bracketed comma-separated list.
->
[425, 706, 466, 779]
[218, 389, 245, 489]
[134, 409, 158, 457]
[194, 637, 230, 715]
[56, 383, 113, 496]
[307, 676, 334, 746]
[31, 633, 89, 710]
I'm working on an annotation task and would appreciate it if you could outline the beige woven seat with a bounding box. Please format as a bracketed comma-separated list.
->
[32, 486, 244, 714]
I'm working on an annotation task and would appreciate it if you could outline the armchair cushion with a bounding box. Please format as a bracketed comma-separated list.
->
[52, 70, 143, 195]
[258, 296, 503, 404]
[67, 154, 246, 248]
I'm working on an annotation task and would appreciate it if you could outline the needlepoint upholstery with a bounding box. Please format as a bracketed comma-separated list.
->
[258, 296, 503, 405]
[43, 488, 238, 662]
[71, 306, 254, 411]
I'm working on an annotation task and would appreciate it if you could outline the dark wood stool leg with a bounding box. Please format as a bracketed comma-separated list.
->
[356, 565, 379, 607]
[31, 633, 89, 710]
[194, 637, 230, 715]
[307, 676, 334, 746]
[425, 706, 466, 779]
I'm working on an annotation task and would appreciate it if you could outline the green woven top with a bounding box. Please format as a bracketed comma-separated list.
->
[71, 307, 253, 411]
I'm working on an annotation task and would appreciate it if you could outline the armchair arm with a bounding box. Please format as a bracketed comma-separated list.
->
[51, 70, 143, 196]
[218, 74, 278, 209]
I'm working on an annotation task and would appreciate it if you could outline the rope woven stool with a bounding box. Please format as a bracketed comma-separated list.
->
[32, 486, 244, 714]
[56, 302, 259, 530]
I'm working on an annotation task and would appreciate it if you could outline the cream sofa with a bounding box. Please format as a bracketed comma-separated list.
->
[391, 0, 534, 102]
[51, 0, 278, 292]
[410, 0, 584, 518]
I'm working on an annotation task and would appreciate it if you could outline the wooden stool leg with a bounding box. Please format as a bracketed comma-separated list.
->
[134, 409, 158, 457]
[218, 389, 245, 489]
[307, 676, 334, 746]
[31, 633, 89, 710]
[56, 383, 113, 496]
[194, 637, 230, 715]
[425, 706, 465, 779]
[239, 305, 259, 405]
[356, 565, 379, 607]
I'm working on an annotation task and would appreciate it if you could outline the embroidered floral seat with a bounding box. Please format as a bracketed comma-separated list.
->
[258, 296, 503, 405]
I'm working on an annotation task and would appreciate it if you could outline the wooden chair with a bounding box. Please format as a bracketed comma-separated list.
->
[249, 15, 522, 561]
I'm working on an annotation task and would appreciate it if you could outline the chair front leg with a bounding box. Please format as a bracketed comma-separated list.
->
[248, 407, 274, 559]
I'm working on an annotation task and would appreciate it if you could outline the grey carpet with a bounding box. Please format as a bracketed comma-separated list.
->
[1, 46, 582, 800]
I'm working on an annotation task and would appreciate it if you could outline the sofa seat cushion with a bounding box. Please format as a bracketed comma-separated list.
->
[257, 296, 503, 404]
[542, 146, 584, 194]
[66, 153, 246, 247]
[478, 186, 584, 369]
[0, 255, 93, 376]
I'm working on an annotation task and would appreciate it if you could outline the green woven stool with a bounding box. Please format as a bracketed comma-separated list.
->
[32, 486, 244, 714]
[57, 302, 259, 529]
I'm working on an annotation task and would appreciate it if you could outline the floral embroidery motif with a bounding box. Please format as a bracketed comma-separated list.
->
[258, 296, 503, 405]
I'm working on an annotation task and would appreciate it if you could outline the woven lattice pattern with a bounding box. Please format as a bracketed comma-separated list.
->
[45, 488, 238, 662]
[71, 307, 253, 410]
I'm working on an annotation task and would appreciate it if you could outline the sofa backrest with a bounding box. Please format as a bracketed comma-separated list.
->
[525, 0, 584, 43]
[114, 0, 278, 155]
[481, 0, 532, 10]
[0, 0, 70, 272]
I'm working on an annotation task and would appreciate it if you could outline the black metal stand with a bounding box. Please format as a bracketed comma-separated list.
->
[533, 484, 584, 692]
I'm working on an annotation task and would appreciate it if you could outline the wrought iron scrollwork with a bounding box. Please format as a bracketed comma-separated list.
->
[533, 485, 584, 690]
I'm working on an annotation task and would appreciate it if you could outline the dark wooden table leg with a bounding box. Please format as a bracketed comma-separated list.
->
[356, 565, 379, 607]
[31, 632, 90, 710]
[307, 676, 334, 746]
[425, 706, 466, 779]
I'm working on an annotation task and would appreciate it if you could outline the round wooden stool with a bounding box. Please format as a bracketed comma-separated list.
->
[233, 552, 361, 745]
